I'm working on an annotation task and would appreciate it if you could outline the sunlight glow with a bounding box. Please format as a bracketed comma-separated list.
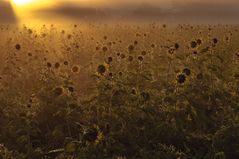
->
[11, 0, 54, 9]
[12, 0, 34, 6]
[10, 0, 56, 24]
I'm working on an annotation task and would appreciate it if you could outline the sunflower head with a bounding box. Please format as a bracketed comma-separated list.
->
[83, 125, 103, 144]
[174, 43, 180, 50]
[53, 87, 64, 96]
[72, 65, 80, 73]
[190, 41, 197, 48]
[15, 44, 21, 50]
[97, 63, 109, 76]
[183, 68, 191, 76]
[177, 74, 186, 84]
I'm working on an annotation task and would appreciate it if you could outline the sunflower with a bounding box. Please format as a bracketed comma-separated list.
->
[168, 48, 175, 54]
[28, 29, 33, 34]
[174, 43, 180, 50]
[141, 51, 147, 56]
[131, 88, 137, 95]
[183, 68, 191, 76]
[96, 63, 109, 76]
[72, 65, 80, 73]
[120, 54, 126, 59]
[102, 46, 108, 52]
[47, 62, 52, 68]
[53, 87, 64, 96]
[197, 39, 202, 45]
[128, 45, 134, 52]
[68, 86, 74, 93]
[107, 56, 113, 63]
[138, 56, 144, 61]
[15, 44, 21, 50]
[83, 125, 103, 144]
[213, 38, 218, 44]
[193, 51, 198, 55]
[64, 61, 69, 65]
[128, 56, 134, 62]
[190, 41, 197, 48]
[55, 62, 60, 69]
[177, 74, 186, 84]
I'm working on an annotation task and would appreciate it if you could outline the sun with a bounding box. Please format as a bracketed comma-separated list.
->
[10, 0, 56, 24]
[12, 0, 34, 6]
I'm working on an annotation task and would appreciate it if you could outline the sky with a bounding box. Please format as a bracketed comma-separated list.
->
[1, 0, 239, 24]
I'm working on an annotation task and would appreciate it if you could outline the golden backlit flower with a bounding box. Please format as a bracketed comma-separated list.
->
[96, 63, 109, 76]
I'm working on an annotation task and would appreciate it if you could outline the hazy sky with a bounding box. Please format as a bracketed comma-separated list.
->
[62, 0, 239, 7]
[1, 0, 239, 23]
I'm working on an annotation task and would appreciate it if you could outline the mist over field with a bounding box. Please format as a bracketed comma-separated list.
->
[0, 0, 239, 159]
